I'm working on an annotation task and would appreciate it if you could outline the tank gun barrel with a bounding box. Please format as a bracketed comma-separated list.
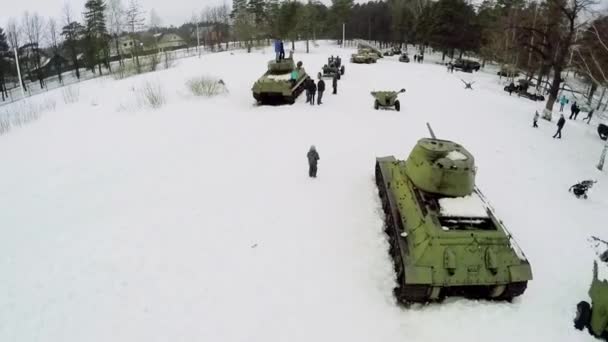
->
[426, 122, 437, 139]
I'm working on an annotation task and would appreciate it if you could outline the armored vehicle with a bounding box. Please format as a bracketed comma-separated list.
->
[371, 89, 406, 111]
[375, 132, 533, 303]
[322, 56, 345, 79]
[399, 53, 410, 63]
[574, 238, 608, 339]
[351, 49, 379, 64]
[252, 55, 309, 105]
[504, 80, 545, 101]
[453, 59, 481, 72]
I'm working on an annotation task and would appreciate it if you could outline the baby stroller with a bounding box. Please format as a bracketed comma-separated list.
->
[569, 180, 597, 199]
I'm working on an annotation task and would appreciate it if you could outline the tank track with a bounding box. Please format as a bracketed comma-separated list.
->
[375, 161, 528, 304]
[375, 161, 433, 304]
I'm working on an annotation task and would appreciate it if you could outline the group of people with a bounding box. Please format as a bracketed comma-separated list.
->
[446, 62, 455, 73]
[304, 73, 338, 106]
[413, 54, 424, 63]
[531, 94, 596, 139]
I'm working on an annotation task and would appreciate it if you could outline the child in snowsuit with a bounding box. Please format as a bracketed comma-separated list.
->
[553, 114, 566, 139]
[307, 146, 320, 178]
[585, 109, 595, 124]
[533, 111, 539, 128]
[559, 95, 568, 112]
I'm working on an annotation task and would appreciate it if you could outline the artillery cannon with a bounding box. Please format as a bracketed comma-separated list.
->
[371, 89, 406, 111]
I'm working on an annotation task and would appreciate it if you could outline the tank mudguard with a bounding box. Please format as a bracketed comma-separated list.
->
[509, 264, 533, 282]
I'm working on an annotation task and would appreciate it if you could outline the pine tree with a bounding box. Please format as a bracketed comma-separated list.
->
[83, 0, 109, 74]
[62, 21, 85, 79]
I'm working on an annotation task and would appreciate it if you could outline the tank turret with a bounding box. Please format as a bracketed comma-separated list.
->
[404, 138, 475, 197]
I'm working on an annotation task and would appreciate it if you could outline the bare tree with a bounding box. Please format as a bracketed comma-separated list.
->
[62, 3, 84, 80]
[7, 18, 27, 91]
[22, 11, 46, 88]
[125, 0, 145, 72]
[48, 18, 64, 84]
[107, 0, 125, 66]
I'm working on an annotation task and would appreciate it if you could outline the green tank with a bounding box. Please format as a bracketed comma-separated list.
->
[375, 132, 533, 303]
[350, 48, 378, 64]
[371, 89, 405, 111]
[574, 237, 608, 339]
[252, 55, 309, 105]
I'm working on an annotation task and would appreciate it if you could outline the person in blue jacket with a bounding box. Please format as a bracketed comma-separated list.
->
[279, 40, 285, 60]
[274, 39, 281, 61]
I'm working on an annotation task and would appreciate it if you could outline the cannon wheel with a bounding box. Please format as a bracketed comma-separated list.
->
[574, 301, 591, 330]
[395, 100, 400, 112]
[598, 124, 608, 141]
[374, 100, 380, 110]
[340, 66, 345, 75]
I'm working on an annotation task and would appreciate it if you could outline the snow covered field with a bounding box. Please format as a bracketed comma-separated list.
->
[1, 41, 607, 341]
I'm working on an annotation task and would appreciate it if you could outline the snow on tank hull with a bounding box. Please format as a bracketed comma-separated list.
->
[375, 138, 532, 304]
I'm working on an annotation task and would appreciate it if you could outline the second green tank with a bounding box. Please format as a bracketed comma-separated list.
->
[375, 137, 533, 303]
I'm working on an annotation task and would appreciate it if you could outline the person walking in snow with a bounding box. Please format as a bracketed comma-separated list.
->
[533, 110, 539, 128]
[317, 76, 325, 105]
[307, 146, 320, 178]
[574, 104, 581, 120]
[559, 95, 568, 112]
[332, 74, 338, 95]
[569, 102, 578, 119]
[584, 109, 595, 124]
[553, 114, 566, 139]
[309, 79, 317, 106]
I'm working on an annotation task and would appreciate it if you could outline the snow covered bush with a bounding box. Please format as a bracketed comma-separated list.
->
[62, 86, 80, 104]
[0, 98, 56, 136]
[113, 62, 137, 80]
[137, 80, 165, 109]
[187, 77, 227, 97]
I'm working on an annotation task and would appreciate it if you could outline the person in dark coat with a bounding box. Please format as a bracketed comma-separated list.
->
[279, 40, 285, 60]
[305, 78, 312, 103]
[553, 114, 566, 139]
[574, 105, 581, 120]
[307, 145, 320, 178]
[317, 76, 325, 105]
[309, 79, 317, 105]
[332, 74, 338, 94]
[584, 109, 595, 124]
[569, 102, 578, 119]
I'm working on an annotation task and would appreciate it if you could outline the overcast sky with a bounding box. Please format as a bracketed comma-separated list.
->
[2, 0, 607, 32]
[1, 0, 229, 29]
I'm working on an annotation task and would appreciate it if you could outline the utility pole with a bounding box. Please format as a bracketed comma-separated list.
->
[14, 48, 25, 99]
[196, 21, 201, 57]
[342, 23, 345, 48]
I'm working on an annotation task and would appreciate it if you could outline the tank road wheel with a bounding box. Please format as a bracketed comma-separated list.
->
[395, 100, 400, 112]
[496, 281, 528, 301]
[574, 301, 592, 330]
[374, 100, 380, 110]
